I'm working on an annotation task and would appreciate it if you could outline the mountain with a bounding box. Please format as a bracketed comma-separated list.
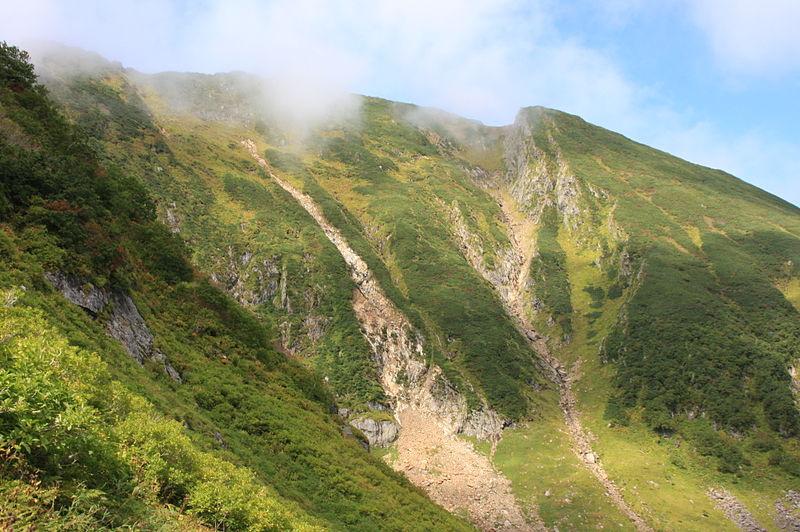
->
[2, 42, 799, 531]
[0, 43, 473, 531]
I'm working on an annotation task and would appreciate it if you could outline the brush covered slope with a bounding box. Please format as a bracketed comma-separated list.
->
[36, 45, 547, 425]
[0, 43, 475, 531]
[499, 106, 800, 440]
[27, 43, 800, 531]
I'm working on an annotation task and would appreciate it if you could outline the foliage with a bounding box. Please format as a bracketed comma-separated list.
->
[0, 42, 36, 89]
[529, 207, 573, 333]
[0, 45, 474, 531]
[508, 107, 800, 475]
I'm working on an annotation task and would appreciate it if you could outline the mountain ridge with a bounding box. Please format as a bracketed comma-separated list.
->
[2, 41, 799, 531]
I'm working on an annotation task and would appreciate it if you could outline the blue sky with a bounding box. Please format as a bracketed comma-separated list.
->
[2, 0, 799, 206]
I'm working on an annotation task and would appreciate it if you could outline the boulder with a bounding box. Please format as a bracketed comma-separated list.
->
[350, 417, 399, 448]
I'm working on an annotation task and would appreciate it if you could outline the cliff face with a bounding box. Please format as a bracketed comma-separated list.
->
[45, 272, 182, 382]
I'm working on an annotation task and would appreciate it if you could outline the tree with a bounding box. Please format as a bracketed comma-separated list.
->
[0, 42, 37, 90]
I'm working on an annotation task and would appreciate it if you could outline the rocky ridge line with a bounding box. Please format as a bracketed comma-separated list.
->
[242, 139, 543, 531]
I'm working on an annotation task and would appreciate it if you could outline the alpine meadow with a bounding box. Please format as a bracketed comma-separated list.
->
[1, 35, 799, 532]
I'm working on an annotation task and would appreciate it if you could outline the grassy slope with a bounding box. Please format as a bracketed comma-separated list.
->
[43, 63, 385, 411]
[422, 106, 800, 530]
[0, 44, 473, 531]
[33, 46, 800, 530]
[501, 109, 800, 531]
[42, 57, 548, 420]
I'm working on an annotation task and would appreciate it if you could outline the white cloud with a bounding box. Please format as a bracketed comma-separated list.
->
[687, 0, 800, 76]
[0, 0, 796, 205]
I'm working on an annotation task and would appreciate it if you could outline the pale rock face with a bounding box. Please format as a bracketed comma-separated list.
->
[460, 409, 505, 440]
[165, 201, 181, 233]
[241, 139, 502, 439]
[46, 271, 107, 313]
[350, 417, 400, 448]
[45, 272, 182, 382]
[502, 113, 586, 232]
[210, 249, 285, 309]
[243, 139, 543, 531]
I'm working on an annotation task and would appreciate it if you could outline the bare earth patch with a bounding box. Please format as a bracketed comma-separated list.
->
[393, 408, 544, 531]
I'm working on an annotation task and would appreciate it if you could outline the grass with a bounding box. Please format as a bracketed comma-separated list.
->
[30, 50, 800, 530]
[0, 50, 476, 531]
[456, 434, 492, 457]
[494, 398, 635, 531]
[553, 190, 797, 531]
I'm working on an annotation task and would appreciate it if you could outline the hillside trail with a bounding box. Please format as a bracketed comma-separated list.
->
[493, 193, 653, 532]
[243, 139, 544, 531]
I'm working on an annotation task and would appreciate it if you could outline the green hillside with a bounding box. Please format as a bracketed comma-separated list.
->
[505, 107, 799, 441]
[0, 42, 474, 531]
[4, 40, 799, 531]
[37, 48, 547, 421]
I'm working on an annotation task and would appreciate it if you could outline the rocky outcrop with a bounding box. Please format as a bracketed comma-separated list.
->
[165, 201, 181, 233]
[444, 199, 518, 289]
[350, 417, 399, 448]
[209, 245, 332, 355]
[209, 248, 283, 308]
[460, 408, 505, 441]
[340, 425, 370, 451]
[503, 110, 597, 238]
[46, 271, 107, 313]
[45, 272, 181, 382]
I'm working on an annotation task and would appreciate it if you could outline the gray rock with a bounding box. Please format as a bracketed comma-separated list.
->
[367, 400, 389, 411]
[106, 290, 155, 365]
[45, 272, 107, 313]
[165, 202, 181, 233]
[350, 417, 399, 448]
[45, 272, 182, 383]
[213, 430, 229, 449]
[303, 313, 329, 343]
[341, 425, 369, 451]
[460, 408, 504, 440]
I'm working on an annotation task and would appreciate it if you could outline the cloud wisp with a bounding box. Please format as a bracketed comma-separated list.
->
[0, 0, 797, 205]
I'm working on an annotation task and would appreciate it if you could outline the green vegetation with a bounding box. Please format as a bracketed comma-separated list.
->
[529, 207, 573, 334]
[510, 107, 800, 454]
[13, 41, 800, 530]
[0, 42, 473, 531]
[0, 296, 319, 531]
[48, 57, 545, 421]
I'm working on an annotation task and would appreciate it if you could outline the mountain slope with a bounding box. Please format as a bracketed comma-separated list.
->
[0, 42, 474, 532]
[25, 43, 800, 531]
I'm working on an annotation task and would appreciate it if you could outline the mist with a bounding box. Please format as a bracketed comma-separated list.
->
[1, 0, 798, 205]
